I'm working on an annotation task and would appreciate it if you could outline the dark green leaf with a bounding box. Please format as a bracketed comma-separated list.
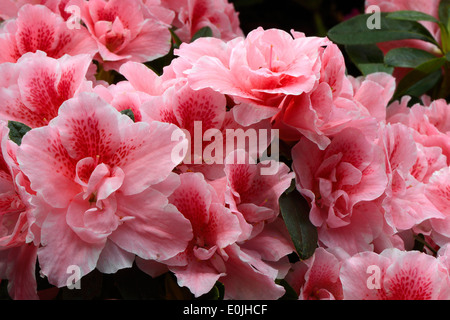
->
[386, 10, 440, 23]
[169, 28, 182, 49]
[191, 27, 213, 42]
[384, 47, 438, 68]
[346, 44, 393, 75]
[8, 121, 31, 146]
[328, 13, 439, 46]
[120, 109, 135, 122]
[279, 189, 317, 260]
[439, 0, 450, 27]
[393, 57, 445, 100]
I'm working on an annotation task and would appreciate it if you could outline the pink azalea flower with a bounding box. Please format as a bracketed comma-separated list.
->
[291, 127, 388, 229]
[340, 248, 450, 299]
[424, 166, 450, 242]
[285, 247, 343, 300]
[73, 0, 172, 71]
[159, 0, 244, 43]
[223, 149, 294, 240]
[0, 4, 98, 63]
[178, 28, 328, 126]
[379, 123, 444, 231]
[164, 172, 242, 297]
[0, 0, 71, 20]
[275, 69, 395, 150]
[16, 92, 193, 287]
[0, 51, 93, 128]
[0, 122, 39, 300]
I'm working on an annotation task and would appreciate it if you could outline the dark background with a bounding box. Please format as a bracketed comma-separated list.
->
[231, 0, 366, 36]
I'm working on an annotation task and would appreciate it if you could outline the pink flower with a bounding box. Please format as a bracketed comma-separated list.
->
[275, 68, 395, 150]
[74, 0, 172, 71]
[286, 247, 343, 300]
[179, 28, 328, 126]
[340, 248, 450, 299]
[424, 166, 450, 243]
[379, 123, 444, 231]
[0, 51, 93, 128]
[0, 4, 98, 63]
[164, 172, 242, 297]
[0, 122, 39, 300]
[160, 0, 244, 42]
[223, 149, 294, 240]
[291, 127, 388, 229]
[16, 92, 193, 287]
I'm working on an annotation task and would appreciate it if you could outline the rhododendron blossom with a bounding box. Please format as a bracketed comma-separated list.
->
[0, 4, 97, 63]
[16, 93, 192, 286]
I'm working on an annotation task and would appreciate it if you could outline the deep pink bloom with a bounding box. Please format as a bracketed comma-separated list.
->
[0, 4, 97, 63]
[16, 92, 192, 287]
[0, 51, 93, 128]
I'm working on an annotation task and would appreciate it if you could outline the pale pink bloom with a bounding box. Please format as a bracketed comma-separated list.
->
[340, 248, 450, 299]
[387, 97, 450, 164]
[223, 149, 294, 240]
[180, 28, 329, 126]
[424, 167, 450, 241]
[0, 122, 39, 300]
[16, 92, 192, 287]
[285, 247, 343, 300]
[164, 172, 242, 297]
[291, 127, 388, 229]
[365, 0, 441, 55]
[378, 123, 444, 231]
[160, 0, 244, 42]
[73, 0, 172, 71]
[275, 71, 394, 150]
[0, 51, 93, 128]
[0, 4, 97, 63]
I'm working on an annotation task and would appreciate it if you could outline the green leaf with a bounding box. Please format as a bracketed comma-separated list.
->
[191, 27, 213, 42]
[279, 189, 317, 260]
[276, 279, 299, 300]
[384, 47, 438, 68]
[393, 57, 445, 100]
[439, 0, 450, 27]
[386, 10, 440, 23]
[169, 28, 182, 49]
[120, 109, 135, 122]
[328, 13, 439, 46]
[346, 44, 393, 75]
[8, 121, 31, 146]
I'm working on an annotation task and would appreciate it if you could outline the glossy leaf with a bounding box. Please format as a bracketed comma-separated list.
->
[385, 47, 438, 68]
[8, 121, 31, 146]
[279, 188, 317, 260]
[328, 13, 439, 46]
[386, 10, 440, 23]
[346, 44, 393, 75]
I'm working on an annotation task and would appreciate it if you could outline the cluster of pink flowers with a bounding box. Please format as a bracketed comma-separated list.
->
[0, 0, 449, 300]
